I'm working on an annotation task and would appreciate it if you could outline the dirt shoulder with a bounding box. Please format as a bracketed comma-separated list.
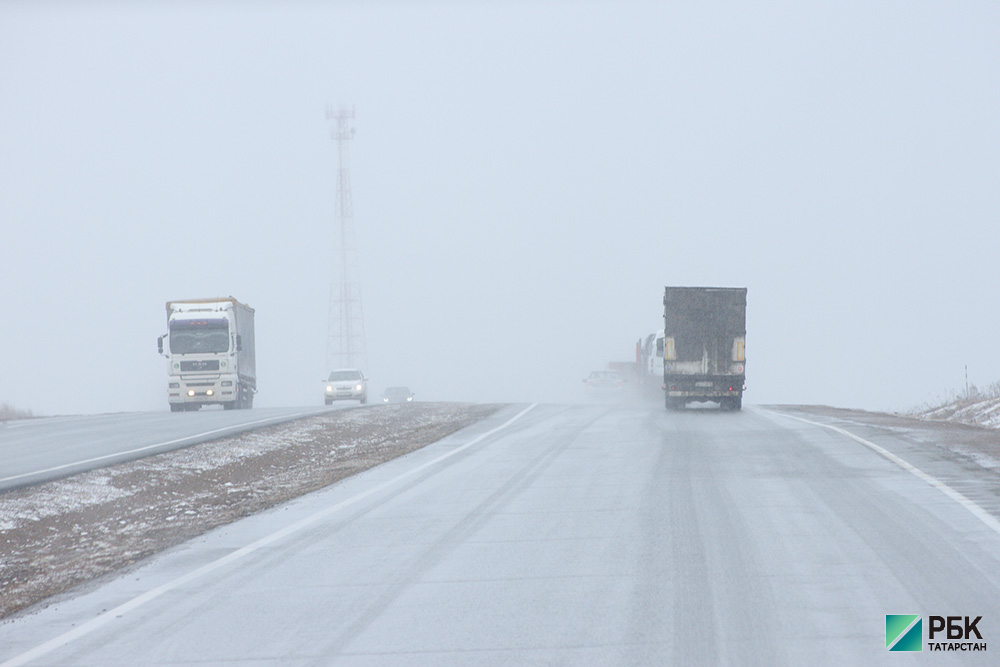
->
[0, 403, 502, 619]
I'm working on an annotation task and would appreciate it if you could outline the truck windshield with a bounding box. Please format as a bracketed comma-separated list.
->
[169, 319, 230, 354]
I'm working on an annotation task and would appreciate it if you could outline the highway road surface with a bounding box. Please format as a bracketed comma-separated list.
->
[0, 406, 338, 491]
[3, 402, 1000, 665]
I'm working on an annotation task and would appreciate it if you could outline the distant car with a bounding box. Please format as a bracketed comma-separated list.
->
[583, 370, 625, 390]
[382, 386, 414, 404]
[324, 369, 368, 404]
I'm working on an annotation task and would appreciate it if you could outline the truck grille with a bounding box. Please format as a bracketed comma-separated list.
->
[180, 360, 220, 371]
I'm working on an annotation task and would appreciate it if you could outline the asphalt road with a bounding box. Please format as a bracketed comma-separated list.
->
[0, 406, 342, 491]
[3, 402, 1000, 665]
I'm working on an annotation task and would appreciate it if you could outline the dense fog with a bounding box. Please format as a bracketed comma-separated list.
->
[2, 2, 998, 415]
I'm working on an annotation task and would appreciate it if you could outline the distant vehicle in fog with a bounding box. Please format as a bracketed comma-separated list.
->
[325, 369, 368, 405]
[583, 370, 625, 390]
[639, 330, 665, 380]
[158, 297, 256, 412]
[382, 386, 414, 404]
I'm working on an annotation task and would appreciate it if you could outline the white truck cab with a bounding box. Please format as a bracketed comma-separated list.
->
[158, 297, 256, 412]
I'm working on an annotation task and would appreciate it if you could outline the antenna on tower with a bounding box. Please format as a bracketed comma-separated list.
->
[325, 105, 368, 374]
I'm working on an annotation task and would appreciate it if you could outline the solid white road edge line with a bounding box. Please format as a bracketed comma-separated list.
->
[767, 409, 1000, 537]
[1, 403, 538, 667]
[0, 409, 329, 485]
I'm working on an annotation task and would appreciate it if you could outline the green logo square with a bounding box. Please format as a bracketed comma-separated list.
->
[886, 615, 922, 652]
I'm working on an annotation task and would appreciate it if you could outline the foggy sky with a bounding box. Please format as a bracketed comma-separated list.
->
[2, 1, 999, 415]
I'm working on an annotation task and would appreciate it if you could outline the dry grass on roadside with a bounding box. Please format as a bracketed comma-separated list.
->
[907, 380, 1000, 429]
[0, 402, 34, 422]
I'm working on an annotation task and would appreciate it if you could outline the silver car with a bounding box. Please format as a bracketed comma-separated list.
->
[324, 369, 368, 405]
[582, 370, 625, 390]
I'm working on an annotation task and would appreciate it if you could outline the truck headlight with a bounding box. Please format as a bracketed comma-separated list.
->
[169, 383, 180, 389]
[221, 381, 233, 387]
[206, 389, 214, 396]
[187, 390, 195, 397]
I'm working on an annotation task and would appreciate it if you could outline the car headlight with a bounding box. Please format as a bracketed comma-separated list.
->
[383, 398, 389, 402]
[355, 384, 363, 391]
[326, 385, 333, 392]
[407, 397, 412, 401]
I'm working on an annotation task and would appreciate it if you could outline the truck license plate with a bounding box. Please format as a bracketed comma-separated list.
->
[695, 381, 713, 387]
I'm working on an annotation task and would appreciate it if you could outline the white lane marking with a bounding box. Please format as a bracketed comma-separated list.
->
[767, 410, 1000, 537]
[0, 410, 329, 485]
[1, 403, 538, 667]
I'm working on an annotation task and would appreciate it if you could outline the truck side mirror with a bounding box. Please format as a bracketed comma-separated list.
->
[236, 334, 243, 351]
[157, 336, 164, 355]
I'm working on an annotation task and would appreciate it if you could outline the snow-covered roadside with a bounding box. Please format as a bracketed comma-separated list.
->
[912, 395, 1000, 429]
[0, 403, 502, 619]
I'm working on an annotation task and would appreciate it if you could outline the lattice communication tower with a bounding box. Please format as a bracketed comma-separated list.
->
[325, 105, 368, 373]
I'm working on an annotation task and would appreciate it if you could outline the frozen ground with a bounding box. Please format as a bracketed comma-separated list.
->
[0, 403, 501, 618]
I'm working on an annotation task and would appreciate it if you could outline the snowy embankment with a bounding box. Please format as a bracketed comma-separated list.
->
[912, 394, 1000, 429]
[0, 403, 501, 619]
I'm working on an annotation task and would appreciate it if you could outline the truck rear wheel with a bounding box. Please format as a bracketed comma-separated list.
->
[721, 396, 743, 411]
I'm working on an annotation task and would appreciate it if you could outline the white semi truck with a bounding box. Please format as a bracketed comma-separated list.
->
[157, 297, 256, 411]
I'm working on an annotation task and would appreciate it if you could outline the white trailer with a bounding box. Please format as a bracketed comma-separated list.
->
[157, 297, 256, 411]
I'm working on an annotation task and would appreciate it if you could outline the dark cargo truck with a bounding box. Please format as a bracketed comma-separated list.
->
[662, 286, 746, 410]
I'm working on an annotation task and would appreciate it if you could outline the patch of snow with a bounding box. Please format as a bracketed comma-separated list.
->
[914, 395, 1000, 430]
[0, 475, 130, 526]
